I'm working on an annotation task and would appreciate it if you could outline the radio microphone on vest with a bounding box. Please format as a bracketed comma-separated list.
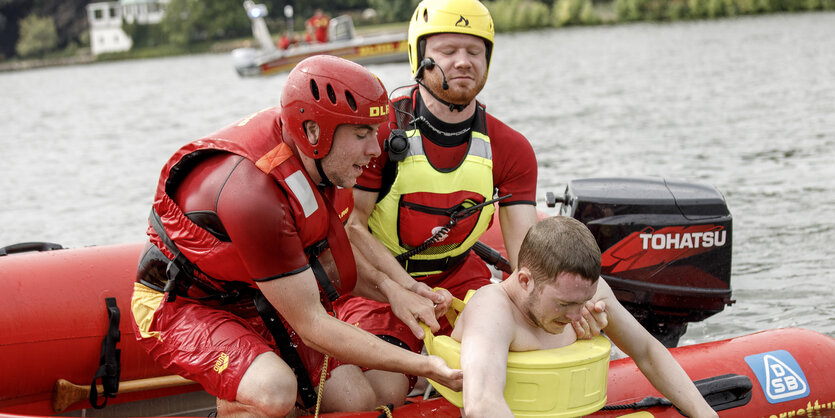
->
[419, 57, 449, 90]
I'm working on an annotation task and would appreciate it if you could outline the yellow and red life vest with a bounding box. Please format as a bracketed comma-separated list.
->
[368, 96, 495, 277]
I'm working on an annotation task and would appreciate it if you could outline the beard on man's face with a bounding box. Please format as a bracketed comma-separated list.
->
[423, 67, 487, 105]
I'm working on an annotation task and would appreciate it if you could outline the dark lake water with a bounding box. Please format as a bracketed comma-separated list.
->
[2, 11, 833, 343]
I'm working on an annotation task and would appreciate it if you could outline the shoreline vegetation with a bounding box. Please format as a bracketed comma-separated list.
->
[2, 0, 833, 74]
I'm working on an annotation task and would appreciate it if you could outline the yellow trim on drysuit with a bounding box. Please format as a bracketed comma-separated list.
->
[131, 282, 164, 341]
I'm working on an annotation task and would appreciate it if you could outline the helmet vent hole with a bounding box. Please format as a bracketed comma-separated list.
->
[345, 91, 357, 111]
[422, 9, 428, 22]
[326, 84, 337, 104]
[310, 79, 320, 100]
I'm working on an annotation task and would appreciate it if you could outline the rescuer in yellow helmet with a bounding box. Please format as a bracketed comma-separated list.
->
[332, 0, 550, 408]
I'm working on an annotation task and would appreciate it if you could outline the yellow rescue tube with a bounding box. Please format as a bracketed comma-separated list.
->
[421, 289, 611, 418]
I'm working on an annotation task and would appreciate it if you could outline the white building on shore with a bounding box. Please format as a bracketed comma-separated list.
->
[86, 0, 169, 55]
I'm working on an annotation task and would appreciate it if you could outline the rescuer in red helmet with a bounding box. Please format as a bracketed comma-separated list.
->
[131, 55, 462, 416]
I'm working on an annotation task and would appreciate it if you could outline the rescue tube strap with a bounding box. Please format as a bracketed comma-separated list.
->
[89, 297, 121, 409]
[253, 291, 318, 409]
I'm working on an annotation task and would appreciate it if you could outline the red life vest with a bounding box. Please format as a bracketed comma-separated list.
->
[148, 107, 357, 301]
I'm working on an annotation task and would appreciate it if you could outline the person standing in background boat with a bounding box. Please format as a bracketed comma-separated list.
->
[332, 0, 604, 407]
[277, 33, 298, 50]
[130, 55, 462, 417]
[305, 8, 330, 43]
[451, 216, 719, 418]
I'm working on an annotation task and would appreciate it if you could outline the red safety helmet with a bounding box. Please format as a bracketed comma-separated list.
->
[280, 55, 390, 159]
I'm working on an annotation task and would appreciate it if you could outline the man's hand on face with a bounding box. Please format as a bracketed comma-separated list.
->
[573, 300, 607, 339]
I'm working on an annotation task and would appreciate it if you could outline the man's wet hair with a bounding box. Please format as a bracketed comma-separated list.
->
[517, 216, 601, 285]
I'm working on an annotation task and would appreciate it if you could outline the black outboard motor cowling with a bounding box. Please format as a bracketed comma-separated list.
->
[550, 177, 734, 347]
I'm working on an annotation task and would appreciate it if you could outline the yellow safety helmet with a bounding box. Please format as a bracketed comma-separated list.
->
[408, 0, 495, 79]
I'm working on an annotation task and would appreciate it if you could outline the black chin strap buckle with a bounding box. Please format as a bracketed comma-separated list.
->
[447, 102, 468, 112]
[164, 257, 191, 302]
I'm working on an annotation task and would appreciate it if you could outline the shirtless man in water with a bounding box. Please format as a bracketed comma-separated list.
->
[451, 216, 719, 418]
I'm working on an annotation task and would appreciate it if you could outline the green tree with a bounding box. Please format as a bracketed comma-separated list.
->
[614, 0, 642, 21]
[367, 0, 419, 22]
[16, 13, 57, 57]
[688, 0, 710, 17]
[555, 0, 596, 26]
[160, 0, 250, 47]
[515, 0, 551, 27]
[123, 22, 168, 49]
[487, 0, 551, 31]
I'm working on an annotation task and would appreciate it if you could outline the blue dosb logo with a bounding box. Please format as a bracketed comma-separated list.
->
[744, 350, 809, 404]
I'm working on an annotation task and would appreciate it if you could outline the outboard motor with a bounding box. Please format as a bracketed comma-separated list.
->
[547, 177, 734, 347]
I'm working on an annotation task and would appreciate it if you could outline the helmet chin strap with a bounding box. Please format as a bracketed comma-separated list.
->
[301, 121, 333, 187]
[415, 78, 469, 113]
[314, 159, 333, 187]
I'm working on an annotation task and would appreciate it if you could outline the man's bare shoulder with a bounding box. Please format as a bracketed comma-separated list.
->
[470, 283, 508, 302]
[466, 283, 521, 321]
[451, 284, 514, 341]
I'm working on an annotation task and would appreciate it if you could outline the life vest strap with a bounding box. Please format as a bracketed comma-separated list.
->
[402, 250, 470, 275]
[147, 209, 251, 304]
[148, 208, 328, 409]
[253, 291, 318, 409]
[305, 239, 340, 302]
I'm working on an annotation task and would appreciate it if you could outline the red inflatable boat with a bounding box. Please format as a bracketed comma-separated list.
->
[2, 243, 834, 417]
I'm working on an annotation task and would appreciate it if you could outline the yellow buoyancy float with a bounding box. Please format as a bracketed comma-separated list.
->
[421, 289, 611, 418]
